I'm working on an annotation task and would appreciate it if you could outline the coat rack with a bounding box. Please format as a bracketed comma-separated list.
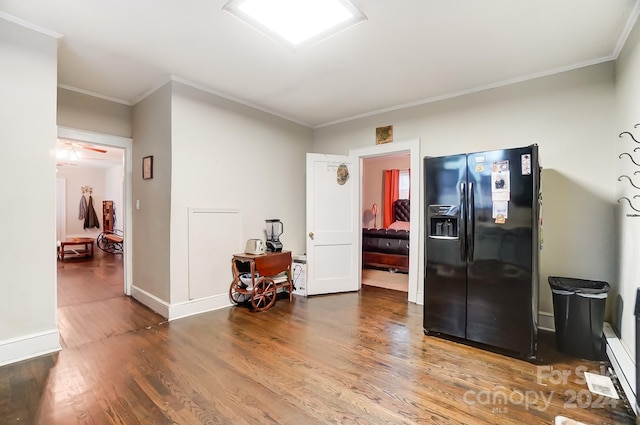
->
[81, 186, 93, 195]
[618, 124, 640, 216]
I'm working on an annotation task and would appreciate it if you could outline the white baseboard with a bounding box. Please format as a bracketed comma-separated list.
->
[538, 311, 555, 332]
[131, 285, 232, 322]
[168, 293, 231, 321]
[0, 329, 61, 367]
[131, 285, 170, 318]
[603, 322, 637, 416]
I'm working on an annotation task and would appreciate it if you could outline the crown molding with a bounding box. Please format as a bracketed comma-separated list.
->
[168, 75, 312, 128]
[0, 12, 63, 39]
[613, 0, 640, 58]
[58, 84, 132, 106]
[130, 75, 173, 105]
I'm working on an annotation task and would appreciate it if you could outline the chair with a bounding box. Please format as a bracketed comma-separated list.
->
[96, 229, 124, 254]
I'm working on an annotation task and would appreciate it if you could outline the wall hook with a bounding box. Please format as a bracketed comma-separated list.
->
[619, 152, 640, 167]
[618, 197, 640, 212]
[618, 175, 640, 189]
[635, 123, 640, 128]
[619, 131, 640, 144]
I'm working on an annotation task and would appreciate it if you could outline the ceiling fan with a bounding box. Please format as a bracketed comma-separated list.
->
[81, 144, 108, 154]
[58, 139, 107, 154]
[56, 139, 109, 167]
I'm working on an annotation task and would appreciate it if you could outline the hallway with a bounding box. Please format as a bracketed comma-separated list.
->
[56, 248, 164, 349]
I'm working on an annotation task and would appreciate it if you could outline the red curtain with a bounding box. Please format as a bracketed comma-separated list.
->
[383, 169, 400, 228]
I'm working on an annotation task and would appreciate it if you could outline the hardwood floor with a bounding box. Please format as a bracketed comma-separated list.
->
[55, 249, 165, 349]
[0, 253, 635, 424]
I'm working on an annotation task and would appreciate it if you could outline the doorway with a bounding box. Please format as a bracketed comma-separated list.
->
[351, 138, 421, 304]
[56, 126, 133, 294]
[361, 153, 410, 293]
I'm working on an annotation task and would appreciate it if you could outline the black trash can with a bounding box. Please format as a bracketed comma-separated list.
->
[549, 276, 610, 361]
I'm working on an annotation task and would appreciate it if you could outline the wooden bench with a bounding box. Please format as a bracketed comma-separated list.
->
[58, 237, 95, 261]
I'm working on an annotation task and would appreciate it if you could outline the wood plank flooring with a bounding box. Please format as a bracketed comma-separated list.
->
[0, 252, 635, 424]
[55, 249, 165, 349]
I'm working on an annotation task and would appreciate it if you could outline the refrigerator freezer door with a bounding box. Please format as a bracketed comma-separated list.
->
[465, 146, 538, 357]
[423, 154, 468, 338]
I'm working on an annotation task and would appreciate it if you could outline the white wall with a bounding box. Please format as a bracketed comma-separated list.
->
[0, 17, 60, 364]
[105, 164, 125, 231]
[615, 16, 640, 360]
[128, 79, 312, 319]
[314, 62, 617, 320]
[56, 166, 107, 238]
[169, 81, 312, 316]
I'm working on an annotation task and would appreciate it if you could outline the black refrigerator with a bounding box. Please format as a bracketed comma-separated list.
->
[423, 145, 540, 359]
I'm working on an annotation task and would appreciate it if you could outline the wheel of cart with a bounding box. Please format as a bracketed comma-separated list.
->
[229, 280, 251, 305]
[96, 229, 124, 254]
[251, 277, 277, 311]
[229, 273, 253, 305]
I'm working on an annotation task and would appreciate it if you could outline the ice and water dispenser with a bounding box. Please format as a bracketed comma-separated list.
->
[428, 205, 459, 238]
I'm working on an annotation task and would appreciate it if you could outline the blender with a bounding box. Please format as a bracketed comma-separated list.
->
[265, 219, 283, 252]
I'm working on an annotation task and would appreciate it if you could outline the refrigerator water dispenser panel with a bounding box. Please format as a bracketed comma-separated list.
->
[428, 205, 459, 239]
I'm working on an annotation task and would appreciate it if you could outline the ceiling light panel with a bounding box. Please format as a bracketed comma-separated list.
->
[223, 0, 366, 48]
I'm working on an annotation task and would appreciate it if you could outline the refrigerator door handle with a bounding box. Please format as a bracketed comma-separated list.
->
[460, 182, 466, 262]
[468, 182, 475, 262]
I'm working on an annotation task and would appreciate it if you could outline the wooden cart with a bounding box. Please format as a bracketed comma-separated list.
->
[229, 251, 293, 311]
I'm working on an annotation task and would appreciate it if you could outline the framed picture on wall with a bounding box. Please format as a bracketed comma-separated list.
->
[143, 156, 153, 180]
[376, 125, 393, 144]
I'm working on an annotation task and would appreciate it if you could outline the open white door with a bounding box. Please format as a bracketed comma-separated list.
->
[306, 153, 359, 295]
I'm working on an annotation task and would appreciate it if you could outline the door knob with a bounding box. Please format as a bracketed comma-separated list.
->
[308, 232, 314, 240]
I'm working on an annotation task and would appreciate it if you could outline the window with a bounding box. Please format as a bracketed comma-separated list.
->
[399, 169, 410, 199]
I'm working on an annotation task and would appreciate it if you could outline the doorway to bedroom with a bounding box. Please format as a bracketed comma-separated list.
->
[361, 153, 410, 293]
[351, 138, 420, 303]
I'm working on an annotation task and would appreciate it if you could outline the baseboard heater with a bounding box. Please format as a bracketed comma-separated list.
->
[603, 322, 637, 417]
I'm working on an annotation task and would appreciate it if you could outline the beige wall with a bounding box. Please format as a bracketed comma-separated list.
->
[615, 16, 640, 359]
[58, 88, 132, 137]
[362, 154, 410, 228]
[314, 62, 617, 319]
[132, 82, 172, 302]
[0, 17, 59, 363]
[169, 81, 312, 306]
[130, 79, 312, 315]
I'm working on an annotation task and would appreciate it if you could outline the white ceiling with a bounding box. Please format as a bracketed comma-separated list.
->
[2, 0, 639, 129]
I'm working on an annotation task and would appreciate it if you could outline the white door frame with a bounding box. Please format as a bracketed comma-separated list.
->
[350, 138, 421, 304]
[55, 178, 66, 242]
[57, 126, 133, 296]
